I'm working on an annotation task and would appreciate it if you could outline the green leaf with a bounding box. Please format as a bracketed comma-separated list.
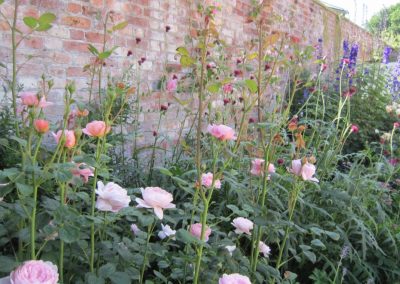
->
[59, 224, 80, 243]
[98, 51, 112, 60]
[303, 250, 316, 263]
[88, 44, 99, 56]
[176, 47, 190, 56]
[311, 239, 326, 249]
[112, 21, 128, 31]
[0, 0, 4, 5]
[153, 270, 168, 283]
[207, 82, 221, 94]
[245, 79, 258, 93]
[99, 263, 116, 278]
[16, 183, 33, 196]
[110, 272, 131, 284]
[38, 13, 56, 25]
[156, 167, 173, 177]
[86, 273, 105, 284]
[23, 17, 38, 29]
[36, 23, 52, 31]
[180, 55, 195, 67]
[10, 136, 27, 147]
[0, 255, 18, 272]
[325, 231, 340, 241]
[176, 229, 202, 245]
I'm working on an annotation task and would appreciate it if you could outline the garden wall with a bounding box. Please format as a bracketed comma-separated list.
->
[0, 0, 381, 145]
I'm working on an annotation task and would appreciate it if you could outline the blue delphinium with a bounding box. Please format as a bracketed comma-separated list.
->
[383, 46, 392, 64]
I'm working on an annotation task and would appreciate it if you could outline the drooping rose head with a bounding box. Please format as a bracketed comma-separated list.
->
[190, 223, 212, 241]
[158, 224, 176, 239]
[71, 163, 94, 183]
[83, 121, 110, 138]
[166, 79, 178, 92]
[301, 162, 319, 182]
[201, 172, 221, 189]
[207, 124, 236, 141]
[52, 130, 76, 149]
[218, 273, 251, 284]
[250, 159, 275, 176]
[38, 97, 53, 109]
[20, 92, 39, 107]
[289, 159, 302, 176]
[232, 217, 253, 235]
[10, 260, 59, 284]
[34, 119, 50, 134]
[136, 187, 175, 219]
[259, 241, 271, 257]
[350, 124, 359, 133]
[96, 181, 131, 213]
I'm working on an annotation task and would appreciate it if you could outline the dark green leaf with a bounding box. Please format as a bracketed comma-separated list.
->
[59, 224, 80, 243]
[99, 263, 116, 278]
[303, 250, 316, 263]
[16, 183, 33, 196]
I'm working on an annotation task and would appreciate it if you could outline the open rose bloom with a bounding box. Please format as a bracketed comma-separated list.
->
[9, 260, 59, 284]
[136, 187, 175, 219]
[219, 273, 251, 284]
[289, 159, 319, 182]
[232, 217, 253, 235]
[190, 223, 212, 241]
[52, 130, 76, 149]
[207, 124, 236, 141]
[250, 159, 275, 177]
[96, 181, 131, 213]
[201, 172, 221, 189]
[83, 121, 111, 138]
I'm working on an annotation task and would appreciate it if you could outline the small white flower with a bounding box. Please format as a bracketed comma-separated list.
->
[225, 245, 236, 256]
[158, 224, 176, 240]
[259, 241, 271, 257]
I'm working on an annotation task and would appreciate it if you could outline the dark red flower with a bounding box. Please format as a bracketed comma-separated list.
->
[165, 25, 171, 32]
[136, 37, 141, 44]
[127, 50, 133, 57]
[249, 118, 255, 123]
[160, 104, 168, 111]
[223, 98, 230, 105]
[234, 70, 242, 77]
[277, 158, 284, 165]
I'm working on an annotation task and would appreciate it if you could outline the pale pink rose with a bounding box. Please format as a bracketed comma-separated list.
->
[301, 163, 319, 182]
[20, 92, 39, 107]
[223, 83, 233, 94]
[130, 224, 141, 235]
[190, 223, 212, 242]
[250, 159, 275, 176]
[219, 273, 251, 284]
[289, 159, 302, 176]
[52, 130, 76, 149]
[136, 187, 176, 219]
[259, 241, 271, 257]
[232, 217, 253, 235]
[207, 124, 236, 141]
[158, 224, 176, 239]
[82, 121, 111, 138]
[166, 79, 178, 92]
[71, 163, 94, 183]
[201, 172, 221, 189]
[96, 181, 131, 213]
[288, 159, 319, 182]
[38, 97, 53, 108]
[10, 260, 59, 284]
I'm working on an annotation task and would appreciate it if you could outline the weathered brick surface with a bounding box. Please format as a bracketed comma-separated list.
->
[0, 0, 380, 146]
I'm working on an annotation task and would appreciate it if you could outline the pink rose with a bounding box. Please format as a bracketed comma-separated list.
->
[83, 121, 111, 138]
[201, 172, 221, 189]
[136, 187, 175, 219]
[34, 119, 50, 134]
[207, 124, 236, 141]
[190, 223, 212, 241]
[38, 97, 53, 108]
[259, 241, 271, 257]
[350, 124, 359, 133]
[223, 83, 233, 94]
[232, 217, 253, 235]
[10, 260, 59, 284]
[166, 79, 178, 92]
[250, 159, 275, 177]
[130, 224, 141, 235]
[96, 181, 131, 213]
[288, 159, 319, 182]
[52, 130, 76, 149]
[20, 92, 39, 107]
[218, 273, 251, 284]
[71, 163, 94, 183]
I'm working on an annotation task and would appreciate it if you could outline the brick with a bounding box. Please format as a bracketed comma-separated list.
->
[70, 29, 84, 40]
[67, 3, 82, 14]
[61, 16, 91, 29]
[67, 67, 86, 77]
[63, 40, 89, 53]
[23, 37, 44, 49]
[85, 32, 106, 43]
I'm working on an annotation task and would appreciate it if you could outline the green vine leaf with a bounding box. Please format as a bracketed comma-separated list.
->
[23, 17, 38, 29]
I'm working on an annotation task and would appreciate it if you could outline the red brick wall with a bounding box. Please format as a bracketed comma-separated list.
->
[0, 0, 380, 144]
